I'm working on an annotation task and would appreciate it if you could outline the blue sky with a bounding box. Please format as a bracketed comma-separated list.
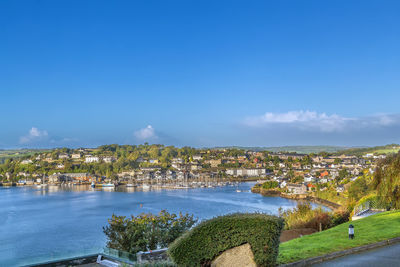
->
[1, 0, 400, 148]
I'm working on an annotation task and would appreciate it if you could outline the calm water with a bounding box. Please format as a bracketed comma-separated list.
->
[0, 182, 319, 266]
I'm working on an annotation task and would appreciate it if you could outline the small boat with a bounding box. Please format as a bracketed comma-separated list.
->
[126, 184, 135, 187]
[98, 183, 115, 188]
[236, 189, 242, 193]
[142, 184, 151, 190]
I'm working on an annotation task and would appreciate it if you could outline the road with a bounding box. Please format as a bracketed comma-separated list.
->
[313, 242, 400, 266]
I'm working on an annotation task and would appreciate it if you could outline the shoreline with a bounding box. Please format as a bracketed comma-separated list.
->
[251, 187, 341, 210]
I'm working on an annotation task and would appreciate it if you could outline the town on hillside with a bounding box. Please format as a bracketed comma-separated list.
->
[0, 144, 397, 193]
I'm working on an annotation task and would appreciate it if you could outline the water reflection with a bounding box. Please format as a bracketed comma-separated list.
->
[28, 184, 203, 194]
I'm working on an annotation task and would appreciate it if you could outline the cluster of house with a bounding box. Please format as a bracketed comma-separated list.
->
[8, 148, 385, 189]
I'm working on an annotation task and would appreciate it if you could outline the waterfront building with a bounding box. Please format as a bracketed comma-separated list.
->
[286, 183, 307, 194]
[225, 168, 267, 177]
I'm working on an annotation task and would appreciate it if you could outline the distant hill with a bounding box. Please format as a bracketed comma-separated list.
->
[0, 149, 50, 164]
[335, 144, 400, 156]
[213, 146, 348, 154]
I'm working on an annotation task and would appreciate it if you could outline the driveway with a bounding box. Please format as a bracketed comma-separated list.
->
[313, 242, 400, 266]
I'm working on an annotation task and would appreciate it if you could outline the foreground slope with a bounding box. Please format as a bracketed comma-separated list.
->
[278, 210, 400, 264]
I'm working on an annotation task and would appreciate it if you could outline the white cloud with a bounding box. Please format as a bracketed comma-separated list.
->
[244, 111, 400, 133]
[19, 127, 49, 144]
[134, 125, 157, 140]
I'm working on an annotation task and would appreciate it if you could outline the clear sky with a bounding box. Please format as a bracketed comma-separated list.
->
[1, 0, 400, 148]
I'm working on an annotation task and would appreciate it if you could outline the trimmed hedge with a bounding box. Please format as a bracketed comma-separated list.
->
[168, 213, 284, 267]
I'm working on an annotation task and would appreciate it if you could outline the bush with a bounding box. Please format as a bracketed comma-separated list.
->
[103, 210, 197, 254]
[262, 181, 279, 190]
[331, 209, 350, 226]
[279, 202, 331, 230]
[279, 202, 350, 231]
[168, 213, 284, 267]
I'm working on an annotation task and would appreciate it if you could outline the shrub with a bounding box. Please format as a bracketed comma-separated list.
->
[331, 209, 350, 226]
[303, 212, 332, 230]
[279, 202, 350, 231]
[103, 210, 197, 254]
[262, 181, 279, 190]
[168, 213, 284, 267]
[279, 202, 331, 230]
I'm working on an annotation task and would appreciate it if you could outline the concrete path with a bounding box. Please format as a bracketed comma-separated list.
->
[313, 242, 400, 266]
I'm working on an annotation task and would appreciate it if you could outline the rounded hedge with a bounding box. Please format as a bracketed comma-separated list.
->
[168, 213, 284, 267]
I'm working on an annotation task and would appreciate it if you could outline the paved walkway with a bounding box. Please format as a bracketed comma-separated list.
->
[313, 242, 400, 266]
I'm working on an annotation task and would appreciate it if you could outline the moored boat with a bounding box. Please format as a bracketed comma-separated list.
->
[98, 183, 115, 188]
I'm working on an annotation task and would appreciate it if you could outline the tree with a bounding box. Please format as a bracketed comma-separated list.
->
[372, 152, 400, 209]
[103, 210, 197, 254]
[338, 168, 348, 179]
[348, 177, 369, 201]
[262, 180, 279, 189]
[291, 175, 303, 183]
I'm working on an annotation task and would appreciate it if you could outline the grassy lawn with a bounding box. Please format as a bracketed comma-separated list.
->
[313, 190, 347, 206]
[0, 149, 50, 163]
[278, 210, 400, 264]
[373, 148, 400, 154]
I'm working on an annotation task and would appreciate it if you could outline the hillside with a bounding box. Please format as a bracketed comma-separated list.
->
[278, 210, 400, 264]
[336, 144, 400, 156]
[0, 149, 50, 164]
[213, 146, 347, 154]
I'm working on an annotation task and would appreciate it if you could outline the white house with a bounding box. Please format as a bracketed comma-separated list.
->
[85, 155, 100, 163]
[192, 155, 202, 161]
[58, 153, 69, 159]
[172, 158, 184, 164]
[287, 183, 307, 194]
[319, 178, 328, 183]
[103, 157, 116, 163]
[304, 176, 316, 183]
[71, 154, 81, 159]
[56, 164, 65, 169]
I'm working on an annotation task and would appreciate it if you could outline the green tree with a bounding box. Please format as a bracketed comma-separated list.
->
[348, 177, 369, 201]
[372, 152, 400, 209]
[103, 210, 197, 254]
[262, 180, 279, 189]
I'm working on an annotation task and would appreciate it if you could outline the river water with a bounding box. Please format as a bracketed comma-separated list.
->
[0, 182, 321, 266]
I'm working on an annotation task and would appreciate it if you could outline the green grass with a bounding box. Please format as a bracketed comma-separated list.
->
[313, 190, 348, 206]
[373, 148, 400, 154]
[336, 144, 400, 156]
[278, 210, 400, 264]
[0, 149, 50, 163]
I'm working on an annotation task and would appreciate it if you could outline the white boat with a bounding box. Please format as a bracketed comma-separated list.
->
[236, 189, 242, 193]
[126, 184, 135, 187]
[100, 183, 115, 188]
[142, 184, 151, 190]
